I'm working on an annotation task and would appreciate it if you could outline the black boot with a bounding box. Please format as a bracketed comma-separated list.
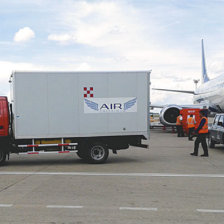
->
[200, 154, 209, 157]
[190, 153, 197, 156]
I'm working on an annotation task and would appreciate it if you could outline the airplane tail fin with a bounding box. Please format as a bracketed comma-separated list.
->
[201, 39, 209, 83]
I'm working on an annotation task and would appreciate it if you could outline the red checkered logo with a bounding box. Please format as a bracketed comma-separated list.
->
[84, 87, 94, 98]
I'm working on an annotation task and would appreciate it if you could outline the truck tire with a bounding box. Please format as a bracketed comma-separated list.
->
[0, 151, 6, 165]
[208, 135, 215, 148]
[87, 142, 109, 164]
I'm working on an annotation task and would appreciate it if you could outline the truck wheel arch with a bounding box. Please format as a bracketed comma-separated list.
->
[208, 134, 215, 148]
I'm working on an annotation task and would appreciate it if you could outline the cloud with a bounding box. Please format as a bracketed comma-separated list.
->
[13, 27, 35, 42]
[151, 76, 194, 107]
[75, 62, 91, 71]
[48, 34, 72, 43]
[47, 2, 139, 46]
[47, 2, 200, 75]
[48, 1, 148, 50]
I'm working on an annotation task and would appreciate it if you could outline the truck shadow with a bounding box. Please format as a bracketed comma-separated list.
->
[3, 157, 142, 167]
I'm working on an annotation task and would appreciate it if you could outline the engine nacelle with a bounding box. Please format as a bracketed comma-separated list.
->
[159, 105, 182, 126]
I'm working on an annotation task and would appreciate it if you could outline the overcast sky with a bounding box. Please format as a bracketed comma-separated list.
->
[1, 0, 224, 108]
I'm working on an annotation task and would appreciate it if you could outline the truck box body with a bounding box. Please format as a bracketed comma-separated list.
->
[11, 71, 150, 140]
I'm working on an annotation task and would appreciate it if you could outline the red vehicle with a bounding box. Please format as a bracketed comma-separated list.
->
[0, 97, 10, 163]
[179, 108, 202, 134]
[0, 97, 9, 137]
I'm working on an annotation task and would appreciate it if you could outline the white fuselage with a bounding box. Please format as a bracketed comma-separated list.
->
[194, 74, 224, 112]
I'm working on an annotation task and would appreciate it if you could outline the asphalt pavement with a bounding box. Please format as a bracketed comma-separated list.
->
[0, 128, 224, 223]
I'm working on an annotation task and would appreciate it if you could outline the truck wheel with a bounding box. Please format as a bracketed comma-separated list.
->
[87, 142, 109, 164]
[208, 135, 215, 148]
[0, 151, 6, 165]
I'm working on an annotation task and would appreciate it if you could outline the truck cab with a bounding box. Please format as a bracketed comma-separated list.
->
[0, 96, 10, 164]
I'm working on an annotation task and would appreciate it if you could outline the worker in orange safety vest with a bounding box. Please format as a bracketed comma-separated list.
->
[190, 110, 209, 157]
[187, 114, 196, 141]
[176, 114, 184, 137]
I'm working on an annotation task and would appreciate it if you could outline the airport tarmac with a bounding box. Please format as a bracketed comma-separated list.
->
[0, 129, 224, 223]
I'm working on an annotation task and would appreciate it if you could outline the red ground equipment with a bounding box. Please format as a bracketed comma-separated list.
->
[179, 108, 202, 134]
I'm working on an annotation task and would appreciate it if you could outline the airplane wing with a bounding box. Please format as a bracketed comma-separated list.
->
[150, 104, 164, 109]
[150, 104, 208, 109]
[152, 88, 195, 94]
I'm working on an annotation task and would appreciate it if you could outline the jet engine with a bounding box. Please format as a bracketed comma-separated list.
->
[159, 105, 182, 126]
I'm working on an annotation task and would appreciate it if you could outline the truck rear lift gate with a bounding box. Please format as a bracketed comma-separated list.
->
[17, 138, 78, 155]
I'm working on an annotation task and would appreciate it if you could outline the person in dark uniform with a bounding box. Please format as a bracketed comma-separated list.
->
[190, 110, 209, 157]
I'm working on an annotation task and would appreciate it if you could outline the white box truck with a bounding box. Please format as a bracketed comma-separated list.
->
[0, 71, 150, 164]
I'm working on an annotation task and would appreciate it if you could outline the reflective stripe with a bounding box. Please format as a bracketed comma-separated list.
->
[27, 152, 39, 155]
[199, 117, 208, 133]
[18, 150, 77, 155]
[18, 143, 77, 148]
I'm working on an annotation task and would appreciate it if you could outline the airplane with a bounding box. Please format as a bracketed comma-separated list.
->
[152, 39, 224, 126]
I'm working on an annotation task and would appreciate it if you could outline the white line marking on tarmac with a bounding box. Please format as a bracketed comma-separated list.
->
[0, 171, 224, 178]
[197, 209, 224, 213]
[120, 207, 157, 211]
[46, 205, 83, 209]
[0, 204, 13, 207]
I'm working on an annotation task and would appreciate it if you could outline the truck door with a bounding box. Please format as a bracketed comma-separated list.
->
[211, 115, 219, 142]
[0, 97, 9, 137]
[0, 100, 4, 136]
[217, 115, 224, 143]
